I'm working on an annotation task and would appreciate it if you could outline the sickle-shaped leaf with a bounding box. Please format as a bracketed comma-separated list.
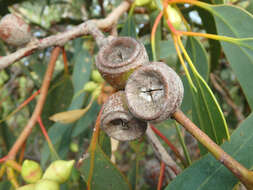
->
[120, 16, 137, 38]
[204, 4, 253, 109]
[197, 0, 222, 71]
[185, 37, 229, 152]
[79, 144, 131, 190]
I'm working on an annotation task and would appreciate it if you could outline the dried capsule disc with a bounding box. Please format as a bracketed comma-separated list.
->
[101, 91, 147, 141]
[125, 62, 184, 123]
[0, 14, 31, 46]
[95, 37, 149, 89]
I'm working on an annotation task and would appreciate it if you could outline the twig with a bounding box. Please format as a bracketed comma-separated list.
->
[173, 109, 253, 189]
[133, 7, 148, 14]
[146, 125, 181, 177]
[150, 124, 187, 167]
[210, 73, 244, 123]
[18, 140, 26, 164]
[86, 105, 104, 190]
[98, 0, 105, 17]
[37, 116, 59, 159]
[0, 156, 8, 163]
[0, 90, 40, 123]
[0, 1, 131, 70]
[157, 162, 165, 190]
[6, 47, 61, 160]
[5, 160, 21, 172]
[62, 47, 69, 75]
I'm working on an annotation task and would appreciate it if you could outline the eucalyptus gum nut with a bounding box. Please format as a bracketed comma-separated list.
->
[125, 62, 184, 123]
[42, 160, 75, 184]
[35, 179, 59, 190]
[0, 14, 32, 46]
[95, 36, 149, 89]
[17, 184, 35, 190]
[21, 160, 42, 184]
[101, 91, 147, 141]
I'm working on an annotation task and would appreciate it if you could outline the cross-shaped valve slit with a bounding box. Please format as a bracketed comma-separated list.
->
[139, 79, 164, 103]
[117, 50, 124, 61]
[140, 88, 164, 103]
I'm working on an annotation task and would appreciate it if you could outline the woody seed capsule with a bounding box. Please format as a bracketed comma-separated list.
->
[125, 62, 184, 123]
[95, 37, 149, 89]
[0, 14, 32, 46]
[101, 91, 147, 141]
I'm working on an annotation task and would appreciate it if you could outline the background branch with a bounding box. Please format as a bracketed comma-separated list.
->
[146, 125, 181, 177]
[0, 0, 131, 70]
[6, 47, 61, 160]
[210, 73, 244, 123]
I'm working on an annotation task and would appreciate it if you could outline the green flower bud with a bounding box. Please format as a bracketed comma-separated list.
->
[164, 5, 182, 30]
[17, 184, 35, 190]
[135, 0, 151, 6]
[21, 160, 42, 184]
[83, 81, 99, 92]
[91, 70, 104, 83]
[70, 142, 79, 153]
[148, 1, 157, 10]
[92, 86, 102, 100]
[42, 160, 75, 184]
[35, 179, 59, 190]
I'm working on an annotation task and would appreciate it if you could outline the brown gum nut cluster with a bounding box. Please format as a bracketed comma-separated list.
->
[0, 14, 32, 46]
[100, 91, 147, 141]
[125, 62, 184, 123]
[95, 36, 149, 90]
[96, 36, 184, 141]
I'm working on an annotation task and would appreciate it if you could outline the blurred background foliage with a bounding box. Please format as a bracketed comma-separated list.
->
[0, 0, 252, 189]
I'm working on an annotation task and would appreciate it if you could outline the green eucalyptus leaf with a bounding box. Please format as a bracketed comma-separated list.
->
[127, 161, 138, 190]
[0, 180, 11, 189]
[41, 38, 92, 167]
[42, 75, 73, 127]
[72, 102, 100, 138]
[159, 39, 177, 59]
[150, 10, 162, 61]
[79, 145, 131, 190]
[204, 4, 253, 109]
[186, 37, 229, 153]
[0, 122, 15, 151]
[154, 0, 163, 10]
[120, 16, 137, 38]
[99, 131, 111, 158]
[166, 113, 253, 190]
[246, 0, 253, 14]
[186, 37, 209, 80]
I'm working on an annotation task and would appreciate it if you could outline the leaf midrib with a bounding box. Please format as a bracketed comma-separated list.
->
[197, 116, 253, 189]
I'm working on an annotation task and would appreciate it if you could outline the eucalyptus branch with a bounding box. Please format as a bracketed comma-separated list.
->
[210, 73, 244, 123]
[150, 124, 188, 167]
[0, 1, 131, 70]
[146, 125, 181, 177]
[173, 110, 253, 189]
[6, 47, 61, 160]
